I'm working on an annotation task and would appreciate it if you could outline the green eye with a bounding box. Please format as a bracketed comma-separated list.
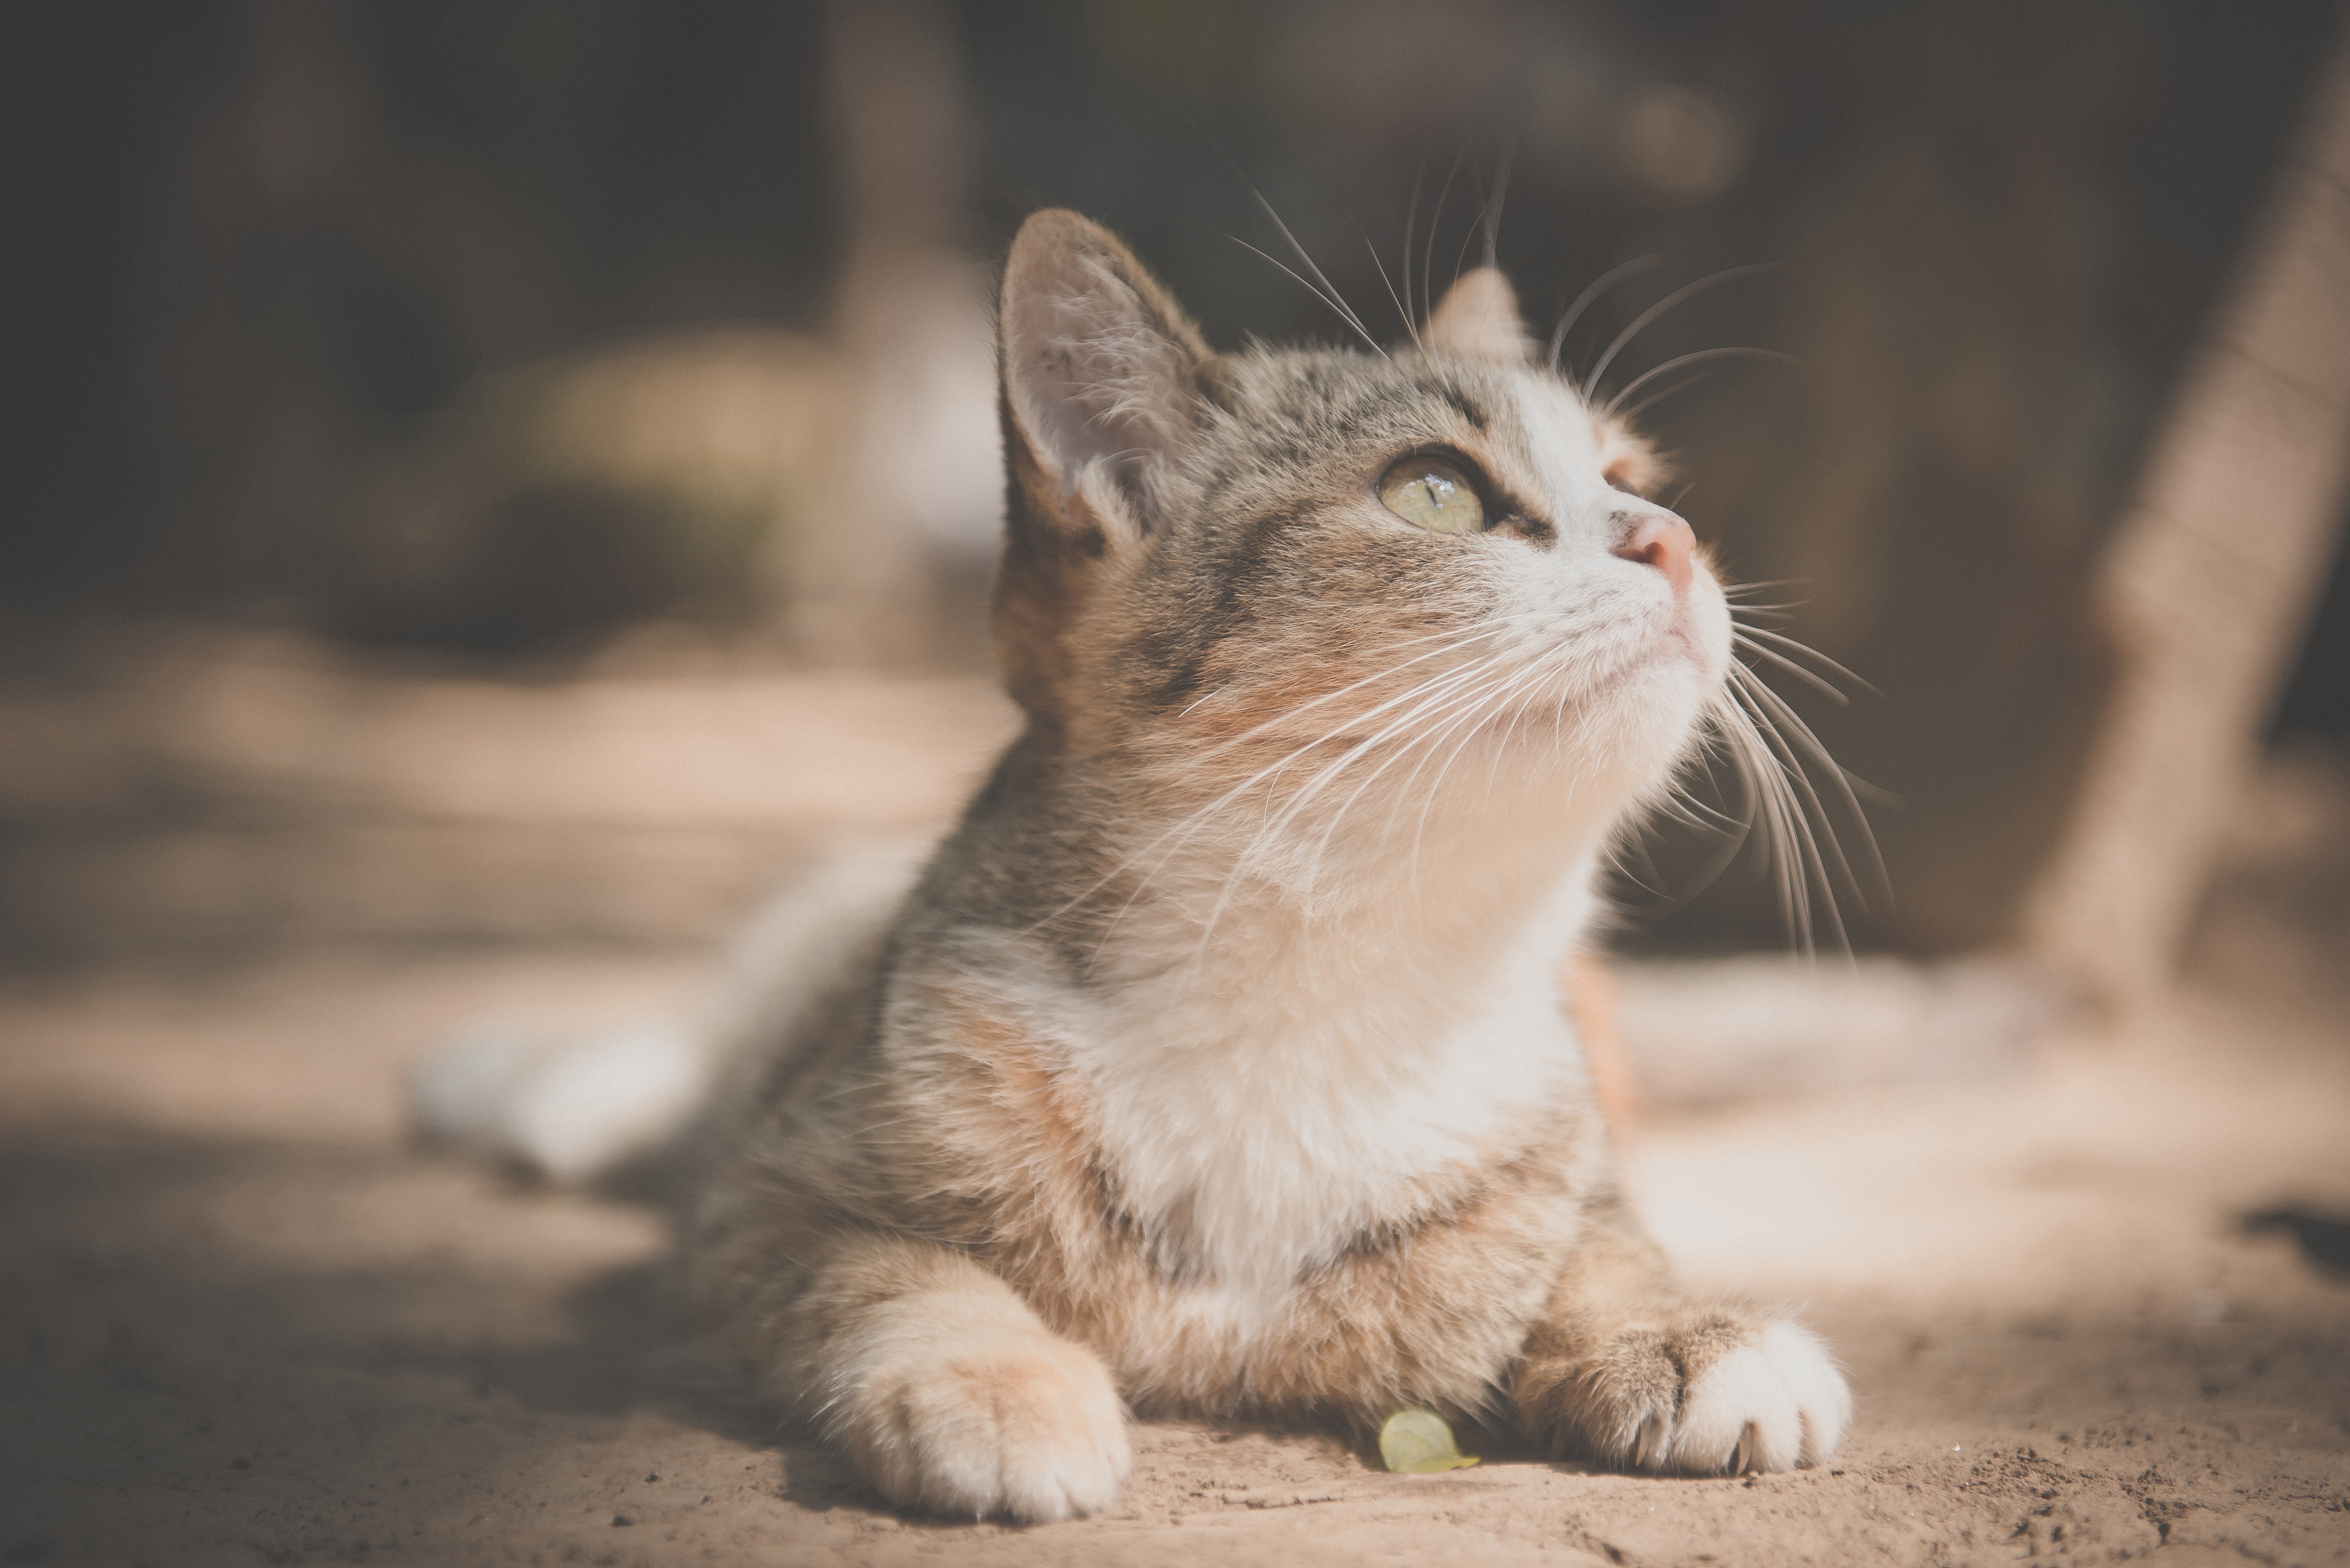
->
[1379, 457, 1488, 534]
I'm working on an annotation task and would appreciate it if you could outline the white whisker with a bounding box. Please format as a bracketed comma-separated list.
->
[1582, 263, 1779, 401]
[1479, 140, 1513, 272]
[1022, 630, 1509, 937]
[1611, 369, 1717, 425]
[1729, 663, 1888, 908]
[1547, 255, 1663, 376]
[1364, 230, 1422, 352]
[1729, 622, 1882, 698]
[1600, 346, 1796, 419]
[1421, 148, 1468, 331]
[1231, 237, 1388, 360]
[1246, 184, 1389, 361]
[1732, 631, 1851, 706]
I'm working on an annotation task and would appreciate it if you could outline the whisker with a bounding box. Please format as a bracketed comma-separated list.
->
[1260, 655, 1513, 851]
[1733, 632, 1851, 706]
[1844, 773, 1903, 809]
[1600, 346, 1796, 419]
[1611, 369, 1717, 425]
[1365, 656, 1524, 841]
[1370, 660, 1538, 883]
[1402, 152, 1426, 339]
[1604, 825, 1676, 908]
[1025, 630, 1518, 936]
[1246, 185, 1391, 356]
[1173, 611, 1556, 764]
[1422, 146, 1469, 331]
[1730, 663, 1890, 908]
[1364, 231, 1421, 352]
[1298, 661, 1521, 905]
[1197, 654, 1517, 952]
[1144, 621, 1561, 898]
[1547, 255, 1663, 376]
[1450, 190, 1494, 294]
[1402, 661, 1549, 878]
[1612, 723, 1754, 915]
[1582, 263, 1779, 401]
[1721, 681, 1830, 950]
[1480, 139, 1514, 272]
[1231, 236, 1387, 360]
[1728, 623, 1882, 699]
[1726, 670, 1869, 936]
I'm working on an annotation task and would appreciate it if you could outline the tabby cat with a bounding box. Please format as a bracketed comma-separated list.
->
[415, 207, 1851, 1522]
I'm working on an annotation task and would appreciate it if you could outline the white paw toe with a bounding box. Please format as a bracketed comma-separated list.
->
[1672, 1344, 1804, 1473]
[841, 1331, 1131, 1522]
[1673, 1321, 1849, 1474]
[1759, 1319, 1851, 1465]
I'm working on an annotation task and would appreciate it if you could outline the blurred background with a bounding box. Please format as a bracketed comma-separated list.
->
[4, 0, 2348, 1020]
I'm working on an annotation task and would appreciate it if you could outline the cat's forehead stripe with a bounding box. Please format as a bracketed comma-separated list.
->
[1437, 385, 1491, 432]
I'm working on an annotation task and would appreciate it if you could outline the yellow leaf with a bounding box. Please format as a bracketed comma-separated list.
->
[1379, 1408, 1481, 1473]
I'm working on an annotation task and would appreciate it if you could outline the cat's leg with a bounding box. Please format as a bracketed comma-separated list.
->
[701, 1221, 1131, 1522]
[1511, 1194, 1850, 1475]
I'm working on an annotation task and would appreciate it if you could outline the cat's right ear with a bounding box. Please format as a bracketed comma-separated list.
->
[1426, 267, 1532, 365]
[1000, 210, 1211, 543]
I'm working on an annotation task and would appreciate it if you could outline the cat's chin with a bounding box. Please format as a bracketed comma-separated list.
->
[1568, 629, 1723, 719]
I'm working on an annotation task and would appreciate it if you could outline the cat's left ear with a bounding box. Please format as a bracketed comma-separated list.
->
[1000, 210, 1212, 540]
[1426, 268, 1532, 365]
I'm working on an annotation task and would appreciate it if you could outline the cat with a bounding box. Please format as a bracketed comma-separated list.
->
[412, 207, 1852, 1522]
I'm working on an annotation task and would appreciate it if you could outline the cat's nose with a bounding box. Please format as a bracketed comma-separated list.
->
[1611, 511, 1695, 597]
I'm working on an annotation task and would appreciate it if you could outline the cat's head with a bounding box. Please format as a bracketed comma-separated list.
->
[993, 208, 1734, 848]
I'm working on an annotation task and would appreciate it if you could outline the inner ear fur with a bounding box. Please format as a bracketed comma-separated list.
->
[994, 210, 1209, 731]
[1426, 267, 1532, 365]
[999, 209, 1211, 542]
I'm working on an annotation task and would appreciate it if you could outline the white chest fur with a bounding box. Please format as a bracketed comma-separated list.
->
[1064, 848, 1600, 1313]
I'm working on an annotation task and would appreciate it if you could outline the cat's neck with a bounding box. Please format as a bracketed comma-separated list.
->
[1112, 728, 1615, 954]
[1001, 732, 1621, 1301]
[1041, 724, 1634, 1054]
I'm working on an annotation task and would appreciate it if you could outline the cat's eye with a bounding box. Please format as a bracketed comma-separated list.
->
[1379, 457, 1488, 535]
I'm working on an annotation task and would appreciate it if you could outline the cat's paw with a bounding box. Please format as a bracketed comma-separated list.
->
[828, 1323, 1132, 1522]
[1524, 1314, 1849, 1475]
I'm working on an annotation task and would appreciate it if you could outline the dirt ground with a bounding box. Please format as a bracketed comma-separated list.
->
[2, 939, 2345, 1568]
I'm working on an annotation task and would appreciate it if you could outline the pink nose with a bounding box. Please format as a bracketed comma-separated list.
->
[1612, 511, 1695, 597]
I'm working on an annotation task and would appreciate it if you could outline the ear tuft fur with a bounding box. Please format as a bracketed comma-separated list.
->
[1426, 267, 1531, 366]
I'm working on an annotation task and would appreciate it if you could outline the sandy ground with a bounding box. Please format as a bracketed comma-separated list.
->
[2, 944, 2345, 1568]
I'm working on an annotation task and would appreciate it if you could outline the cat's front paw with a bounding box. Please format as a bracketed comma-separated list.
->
[1520, 1314, 1849, 1475]
[827, 1322, 1132, 1522]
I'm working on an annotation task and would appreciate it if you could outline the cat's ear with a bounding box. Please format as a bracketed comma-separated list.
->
[1426, 268, 1532, 365]
[1000, 210, 1211, 539]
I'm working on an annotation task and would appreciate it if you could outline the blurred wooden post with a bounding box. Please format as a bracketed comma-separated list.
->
[2023, 37, 2350, 1006]
[780, 0, 998, 667]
